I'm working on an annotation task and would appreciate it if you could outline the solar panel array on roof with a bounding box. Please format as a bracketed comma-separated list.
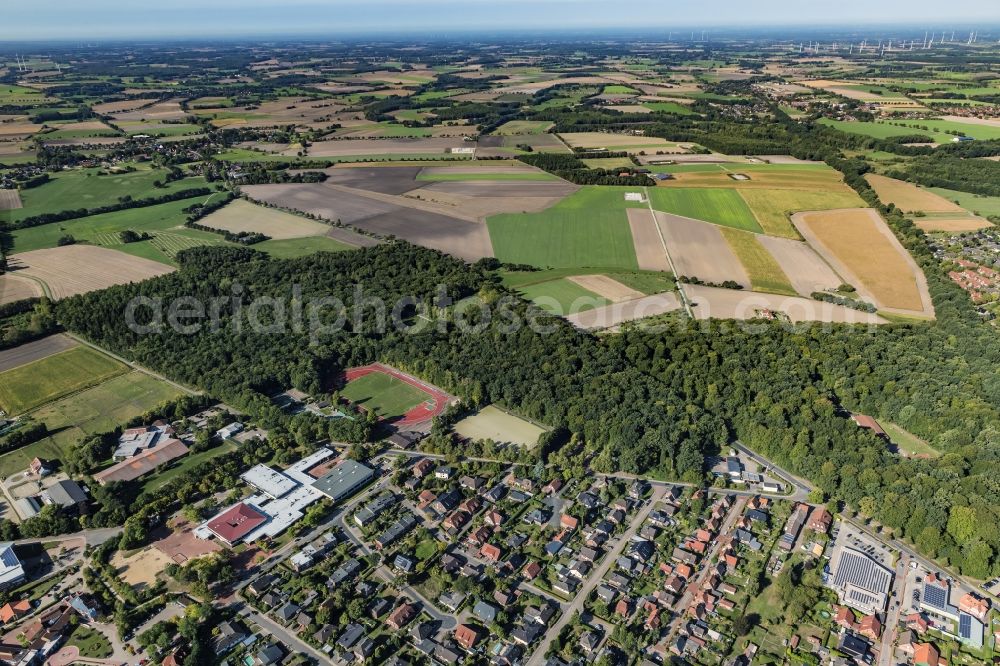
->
[922, 582, 948, 610]
[833, 550, 892, 593]
[959, 614, 971, 638]
[0, 547, 18, 568]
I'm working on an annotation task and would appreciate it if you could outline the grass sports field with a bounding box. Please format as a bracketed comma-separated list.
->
[738, 188, 867, 238]
[487, 187, 642, 269]
[340, 371, 429, 420]
[720, 228, 796, 295]
[647, 187, 761, 232]
[643, 101, 695, 115]
[0, 346, 126, 415]
[453, 405, 548, 447]
[2, 169, 208, 223]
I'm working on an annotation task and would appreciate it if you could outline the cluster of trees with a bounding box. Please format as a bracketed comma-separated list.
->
[0, 423, 49, 455]
[0, 298, 58, 350]
[517, 153, 653, 186]
[886, 155, 1000, 197]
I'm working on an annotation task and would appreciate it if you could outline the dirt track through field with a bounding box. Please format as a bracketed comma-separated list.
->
[0, 334, 77, 373]
[626, 209, 672, 271]
[654, 212, 750, 288]
[756, 235, 844, 296]
[8, 246, 174, 299]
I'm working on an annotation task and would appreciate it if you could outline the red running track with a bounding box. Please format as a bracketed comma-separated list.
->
[343, 362, 450, 427]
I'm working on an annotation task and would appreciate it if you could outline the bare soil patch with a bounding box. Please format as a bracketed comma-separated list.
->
[322, 166, 424, 194]
[686, 284, 887, 324]
[111, 547, 174, 590]
[567, 275, 644, 302]
[756, 235, 844, 296]
[793, 209, 934, 316]
[305, 137, 469, 157]
[626, 209, 671, 271]
[91, 99, 159, 114]
[0, 334, 78, 373]
[654, 212, 750, 288]
[7, 246, 174, 299]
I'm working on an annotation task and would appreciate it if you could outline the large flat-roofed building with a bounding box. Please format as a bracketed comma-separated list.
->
[831, 548, 893, 615]
[241, 464, 297, 500]
[205, 503, 269, 546]
[311, 460, 375, 502]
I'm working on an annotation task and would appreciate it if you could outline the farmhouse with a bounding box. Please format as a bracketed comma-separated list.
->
[93, 437, 189, 485]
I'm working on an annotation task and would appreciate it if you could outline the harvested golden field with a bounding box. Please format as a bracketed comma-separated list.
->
[567, 275, 644, 302]
[7, 246, 174, 299]
[661, 169, 848, 190]
[739, 187, 867, 238]
[865, 174, 965, 213]
[719, 228, 796, 296]
[91, 98, 159, 114]
[0, 273, 42, 305]
[756, 235, 844, 296]
[913, 217, 993, 232]
[199, 198, 331, 239]
[0, 189, 22, 210]
[0, 123, 43, 137]
[654, 212, 750, 288]
[793, 209, 933, 316]
[559, 132, 691, 151]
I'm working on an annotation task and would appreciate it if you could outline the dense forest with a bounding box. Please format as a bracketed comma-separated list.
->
[55, 231, 1000, 578]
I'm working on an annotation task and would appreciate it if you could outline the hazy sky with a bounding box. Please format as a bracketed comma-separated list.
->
[3, 0, 999, 40]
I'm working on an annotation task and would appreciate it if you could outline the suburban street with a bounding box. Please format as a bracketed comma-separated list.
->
[526, 485, 669, 666]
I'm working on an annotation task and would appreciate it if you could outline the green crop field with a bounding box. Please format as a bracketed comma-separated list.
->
[647, 187, 762, 232]
[517, 278, 608, 314]
[720, 228, 796, 295]
[888, 118, 1000, 141]
[927, 187, 1000, 218]
[11, 196, 210, 253]
[603, 84, 640, 95]
[487, 187, 642, 269]
[0, 346, 127, 415]
[493, 120, 553, 135]
[3, 169, 208, 223]
[255, 236, 355, 258]
[340, 371, 429, 420]
[817, 118, 953, 143]
[643, 101, 696, 115]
